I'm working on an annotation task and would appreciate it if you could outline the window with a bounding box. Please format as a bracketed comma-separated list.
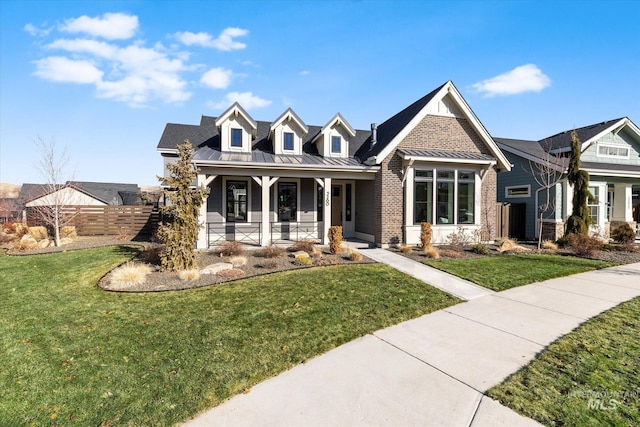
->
[331, 136, 341, 153]
[317, 184, 323, 222]
[588, 186, 600, 224]
[457, 171, 475, 224]
[598, 144, 629, 159]
[283, 132, 294, 151]
[436, 171, 454, 224]
[505, 185, 531, 198]
[414, 170, 433, 223]
[278, 182, 297, 222]
[345, 183, 352, 221]
[226, 181, 247, 222]
[231, 128, 243, 148]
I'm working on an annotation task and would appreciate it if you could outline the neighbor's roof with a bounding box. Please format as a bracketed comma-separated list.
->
[19, 182, 140, 204]
[540, 118, 627, 151]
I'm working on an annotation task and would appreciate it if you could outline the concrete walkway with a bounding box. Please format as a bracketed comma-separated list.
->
[361, 248, 494, 300]
[183, 262, 640, 427]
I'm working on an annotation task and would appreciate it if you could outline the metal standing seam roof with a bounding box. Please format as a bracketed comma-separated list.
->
[398, 148, 496, 162]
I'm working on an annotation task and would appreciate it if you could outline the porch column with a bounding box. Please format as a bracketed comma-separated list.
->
[261, 176, 270, 246]
[196, 174, 216, 249]
[322, 177, 332, 244]
[612, 183, 633, 222]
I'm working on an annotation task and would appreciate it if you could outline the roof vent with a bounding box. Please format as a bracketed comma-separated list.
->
[371, 123, 377, 146]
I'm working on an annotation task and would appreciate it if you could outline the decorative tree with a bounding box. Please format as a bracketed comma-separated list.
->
[565, 130, 592, 235]
[157, 140, 209, 271]
[526, 147, 565, 248]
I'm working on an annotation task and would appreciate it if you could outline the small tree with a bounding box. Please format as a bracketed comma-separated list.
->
[31, 137, 76, 246]
[565, 130, 592, 235]
[157, 140, 209, 271]
[526, 147, 565, 249]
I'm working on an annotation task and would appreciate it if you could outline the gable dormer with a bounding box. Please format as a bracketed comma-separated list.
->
[215, 102, 257, 153]
[313, 113, 356, 158]
[269, 108, 309, 155]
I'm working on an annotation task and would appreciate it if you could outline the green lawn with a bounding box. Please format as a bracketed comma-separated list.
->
[425, 254, 616, 291]
[488, 297, 640, 426]
[0, 246, 460, 426]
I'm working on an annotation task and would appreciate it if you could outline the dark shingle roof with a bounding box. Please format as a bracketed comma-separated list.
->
[494, 137, 548, 159]
[581, 161, 640, 174]
[539, 118, 626, 151]
[354, 83, 446, 161]
[19, 182, 140, 204]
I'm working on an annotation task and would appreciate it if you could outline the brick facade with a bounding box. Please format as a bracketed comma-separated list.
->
[374, 115, 499, 245]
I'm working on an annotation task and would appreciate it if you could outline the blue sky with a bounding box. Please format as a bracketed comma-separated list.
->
[1, 0, 639, 186]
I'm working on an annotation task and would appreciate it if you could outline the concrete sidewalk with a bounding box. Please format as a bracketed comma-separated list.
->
[183, 262, 640, 427]
[361, 248, 494, 300]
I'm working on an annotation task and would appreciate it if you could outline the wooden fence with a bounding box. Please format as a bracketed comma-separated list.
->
[496, 202, 526, 240]
[27, 205, 160, 236]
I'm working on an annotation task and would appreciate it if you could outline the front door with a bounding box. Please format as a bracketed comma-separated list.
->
[331, 185, 342, 226]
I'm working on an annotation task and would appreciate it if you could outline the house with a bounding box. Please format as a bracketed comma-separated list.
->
[23, 181, 141, 208]
[496, 117, 640, 240]
[157, 81, 511, 248]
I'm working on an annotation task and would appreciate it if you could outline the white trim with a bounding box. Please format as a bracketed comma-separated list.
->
[399, 152, 498, 167]
[373, 81, 511, 171]
[194, 161, 379, 179]
[215, 102, 257, 131]
[505, 185, 531, 198]
[496, 142, 566, 173]
[583, 167, 640, 179]
[549, 117, 631, 154]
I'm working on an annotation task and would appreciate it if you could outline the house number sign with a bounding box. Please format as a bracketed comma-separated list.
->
[325, 191, 330, 206]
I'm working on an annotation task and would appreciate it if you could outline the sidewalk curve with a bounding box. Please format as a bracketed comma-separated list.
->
[182, 262, 640, 427]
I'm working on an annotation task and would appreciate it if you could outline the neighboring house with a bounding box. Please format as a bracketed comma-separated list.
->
[23, 181, 141, 208]
[157, 81, 511, 248]
[496, 117, 640, 240]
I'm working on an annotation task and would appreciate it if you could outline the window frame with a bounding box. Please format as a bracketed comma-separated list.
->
[230, 128, 243, 148]
[413, 168, 478, 226]
[331, 135, 341, 154]
[225, 179, 248, 223]
[276, 181, 298, 223]
[283, 132, 295, 152]
[505, 185, 531, 198]
[597, 143, 630, 159]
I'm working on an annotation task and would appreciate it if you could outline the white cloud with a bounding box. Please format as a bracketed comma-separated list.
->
[24, 23, 52, 37]
[472, 64, 551, 97]
[174, 27, 248, 51]
[33, 56, 103, 84]
[47, 38, 118, 58]
[211, 91, 271, 110]
[60, 13, 138, 40]
[200, 67, 233, 89]
[300, 70, 311, 76]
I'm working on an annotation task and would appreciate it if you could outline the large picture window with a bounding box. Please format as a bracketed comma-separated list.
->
[226, 181, 247, 222]
[278, 182, 297, 222]
[414, 170, 433, 223]
[457, 171, 475, 224]
[414, 169, 476, 226]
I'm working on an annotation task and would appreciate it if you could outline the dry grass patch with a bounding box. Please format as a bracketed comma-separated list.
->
[28, 226, 48, 241]
[216, 240, 244, 257]
[229, 255, 247, 267]
[424, 245, 440, 259]
[541, 240, 558, 251]
[109, 262, 152, 289]
[438, 249, 463, 259]
[348, 250, 363, 262]
[178, 269, 201, 281]
[258, 244, 286, 259]
[216, 268, 245, 279]
[399, 244, 413, 254]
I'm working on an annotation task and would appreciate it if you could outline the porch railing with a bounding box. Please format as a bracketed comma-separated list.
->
[270, 221, 322, 244]
[207, 222, 262, 247]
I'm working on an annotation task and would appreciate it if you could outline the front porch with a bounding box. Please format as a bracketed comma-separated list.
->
[196, 171, 377, 249]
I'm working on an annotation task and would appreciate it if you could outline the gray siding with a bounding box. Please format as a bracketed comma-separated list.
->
[300, 178, 315, 222]
[496, 153, 539, 239]
[206, 178, 223, 222]
[581, 129, 640, 165]
[250, 179, 261, 223]
[355, 180, 375, 235]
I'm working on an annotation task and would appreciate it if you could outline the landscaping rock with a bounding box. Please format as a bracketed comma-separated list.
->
[38, 239, 52, 249]
[60, 237, 74, 246]
[290, 251, 309, 258]
[20, 234, 38, 247]
[200, 262, 233, 275]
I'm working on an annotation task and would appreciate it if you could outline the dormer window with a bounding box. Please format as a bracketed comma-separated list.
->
[231, 128, 243, 148]
[284, 132, 294, 151]
[331, 136, 341, 153]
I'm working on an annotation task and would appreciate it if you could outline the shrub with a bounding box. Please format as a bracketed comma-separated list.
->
[446, 226, 473, 250]
[116, 226, 131, 241]
[178, 269, 200, 281]
[229, 255, 247, 267]
[315, 257, 340, 266]
[12, 235, 38, 251]
[4, 222, 29, 238]
[109, 262, 152, 289]
[328, 226, 343, 255]
[471, 243, 489, 255]
[311, 246, 323, 258]
[399, 244, 413, 254]
[556, 235, 570, 247]
[28, 226, 48, 241]
[611, 223, 636, 245]
[259, 260, 278, 269]
[420, 222, 432, 248]
[294, 253, 312, 266]
[216, 268, 245, 279]
[60, 226, 77, 239]
[439, 249, 464, 259]
[349, 250, 363, 262]
[291, 239, 316, 254]
[567, 233, 602, 257]
[258, 243, 285, 259]
[217, 240, 244, 257]
[541, 240, 558, 251]
[424, 245, 440, 259]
